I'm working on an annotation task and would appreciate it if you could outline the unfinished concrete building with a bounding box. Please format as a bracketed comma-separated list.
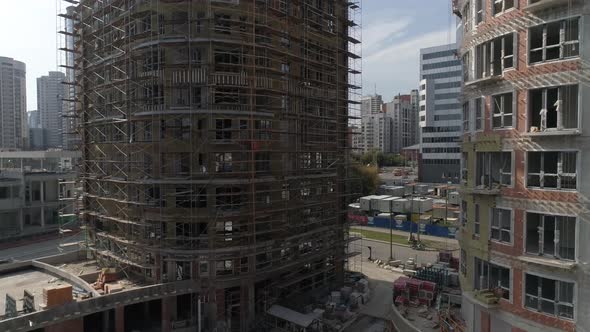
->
[455, 0, 589, 331]
[62, 0, 361, 330]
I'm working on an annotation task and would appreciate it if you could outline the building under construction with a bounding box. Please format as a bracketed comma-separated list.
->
[55, 0, 362, 331]
[454, 0, 589, 331]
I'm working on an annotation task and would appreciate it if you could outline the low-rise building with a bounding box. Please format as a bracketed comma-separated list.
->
[0, 151, 80, 240]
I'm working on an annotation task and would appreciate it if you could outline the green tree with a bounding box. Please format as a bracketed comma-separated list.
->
[351, 164, 381, 196]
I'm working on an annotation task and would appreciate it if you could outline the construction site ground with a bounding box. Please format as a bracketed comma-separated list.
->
[345, 237, 442, 332]
[352, 226, 459, 251]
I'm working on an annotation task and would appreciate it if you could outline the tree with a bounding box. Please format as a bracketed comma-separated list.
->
[351, 164, 381, 196]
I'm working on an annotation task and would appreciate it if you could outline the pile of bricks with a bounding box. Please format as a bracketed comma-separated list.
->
[393, 277, 437, 307]
[438, 251, 459, 270]
[93, 268, 120, 294]
[42, 285, 73, 309]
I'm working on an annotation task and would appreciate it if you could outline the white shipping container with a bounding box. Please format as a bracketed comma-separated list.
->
[360, 195, 389, 211]
[359, 195, 376, 211]
[376, 196, 401, 213]
[415, 184, 429, 195]
[379, 185, 405, 197]
[391, 198, 409, 213]
[408, 197, 433, 213]
[448, 191, 460, 205]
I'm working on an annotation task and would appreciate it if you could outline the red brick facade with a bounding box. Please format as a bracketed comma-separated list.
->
[459, 0, 583, 330]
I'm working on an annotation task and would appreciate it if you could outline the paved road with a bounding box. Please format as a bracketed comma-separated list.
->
[0, 232, 84, 261]
[350, 237, 439, 268]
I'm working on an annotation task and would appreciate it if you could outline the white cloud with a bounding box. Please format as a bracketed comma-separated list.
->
[362, 18, 413, 56]
[363, 29, 456, 100]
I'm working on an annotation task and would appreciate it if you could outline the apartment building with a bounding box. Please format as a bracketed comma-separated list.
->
[361, 94, 383, 116]
[455, 0, 588, 331]
[419, 44, 463, 183]
[0, 150, 79, 240]
[359, 92, 419, 154]
[0, 57, 27, 151]
[383, 91, 420, 154]
[37, 72, 66, 149]
[69, 0, 361, 330]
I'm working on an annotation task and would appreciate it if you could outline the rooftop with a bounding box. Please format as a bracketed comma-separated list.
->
[0, 269, 75, 316]
[0, 150, 80, 159]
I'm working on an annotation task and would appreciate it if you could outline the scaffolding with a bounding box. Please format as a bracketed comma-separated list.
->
[59, 0, 362, 330]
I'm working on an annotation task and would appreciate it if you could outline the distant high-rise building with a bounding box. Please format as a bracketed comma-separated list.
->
[28, 110, 40, 129]
[0, 57, 27, 150]
[361, 94, 383, 116]
[419, 43, 462, 183]
[37, 71, 66, 149]
[383, 91, 419, 154]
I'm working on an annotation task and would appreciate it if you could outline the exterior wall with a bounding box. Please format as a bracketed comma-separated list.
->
[0, 57, 27, 150]
[28, 110, 40, 129]
[74, 0, 357, 329]
[0, 151, 80, 239]
[37, 72, 66, 149]
[62, 6, 79, 151]
[383, 94, 419, 154]
[419, 43, 462, 183]
[457, 0, 590, 331]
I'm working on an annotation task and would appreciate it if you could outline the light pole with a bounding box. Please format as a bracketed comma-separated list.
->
[389, 199, 393, 261]
[445, 181, 452, 224]
[408, 184, 415, 243]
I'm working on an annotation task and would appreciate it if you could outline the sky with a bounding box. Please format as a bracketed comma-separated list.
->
[0, 0, 456, 110]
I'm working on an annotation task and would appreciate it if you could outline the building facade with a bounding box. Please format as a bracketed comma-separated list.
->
[73, 0, 360, 330]
[359, 94, 385, 153]
[37, 71, 66, 149]
[0, 57, 27, 151]
[419, 44, 462, 183]
[62, 5, 79, 151]
[28, 110, 40, 129]
[456, 0, 589, 331]
[0, 150, 79, 240]
[383, 91, 419, 154]
[360, 94, 383, 116]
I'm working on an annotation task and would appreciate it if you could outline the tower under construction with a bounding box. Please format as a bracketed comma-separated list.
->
[69, 0, 361, 330]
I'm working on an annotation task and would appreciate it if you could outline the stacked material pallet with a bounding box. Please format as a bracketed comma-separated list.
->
[393, 277, 438, 307]
[42, 285, 73, 309]
[93, 268, 119, 293]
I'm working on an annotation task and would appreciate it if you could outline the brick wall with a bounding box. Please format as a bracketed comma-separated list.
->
[494, 268, 575, 331]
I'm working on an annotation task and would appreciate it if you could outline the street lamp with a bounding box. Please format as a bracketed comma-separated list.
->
[445, 181, 452, 224]
[408, 183, 415, 243]
[389, 198, 393, 261]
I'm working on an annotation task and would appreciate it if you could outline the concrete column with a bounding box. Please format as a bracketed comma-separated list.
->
[162, 296, 176, 332]
[114, 305, 124, 332]
[40, 181, 45, 227]
[102, 309, 110, 332]
[248, 283, 255, 328]
[18, 209, 23, 232]
[28, 181, 32, 205]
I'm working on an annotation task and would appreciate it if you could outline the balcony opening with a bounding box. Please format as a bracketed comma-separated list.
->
[525, 274, 574, 319]
[526, 213, 575, 260]
[527, 151, 577, 190]
[474, 257, 510, 300]
[476, 0, 484, 24]
[216, 119, 232, 140]
[529, 85, 578, 132]
[491, 208, 512, 243]
[492, 92, 513, 128]
[493, 0, 515, 15]
[476, 152, 512, 188]
[530, 18, 579, 64]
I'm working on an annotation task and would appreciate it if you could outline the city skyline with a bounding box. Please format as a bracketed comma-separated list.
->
[0, 0, 455, 109]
